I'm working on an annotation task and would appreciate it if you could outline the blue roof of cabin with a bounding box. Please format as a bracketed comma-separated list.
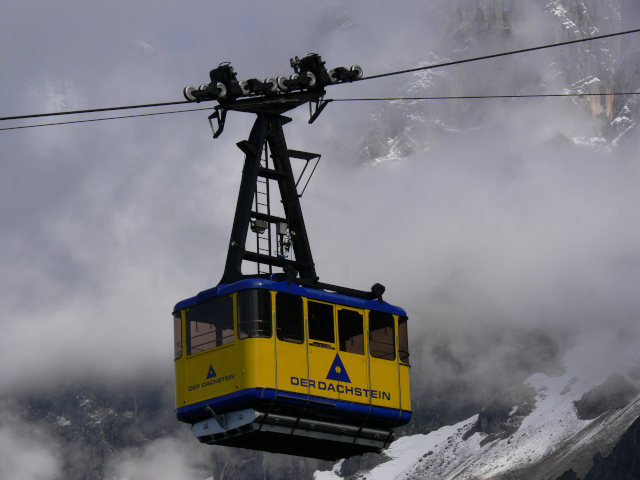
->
[173, 278, 406, 316]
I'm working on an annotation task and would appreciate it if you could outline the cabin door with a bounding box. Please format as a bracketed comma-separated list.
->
[307, 300, 339, 400]
[274, 292, 309, 397]
[335, 307, 368, 403]
[367, 311, 399, 409]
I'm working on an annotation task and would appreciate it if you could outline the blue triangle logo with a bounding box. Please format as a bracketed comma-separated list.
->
[326, 354, 351, 383]
[206, 365, 217, 379]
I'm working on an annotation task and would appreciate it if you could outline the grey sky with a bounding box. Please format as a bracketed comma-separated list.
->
[1, 0, 639, 407]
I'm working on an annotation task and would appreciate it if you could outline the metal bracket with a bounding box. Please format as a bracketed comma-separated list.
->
[208, 108, 228, 139]
[308, 97, 332, 124]
[205, 405, 226, 429]
[287, 149, 321, 197]
[283, 265, 298, 285]
[371, 283, 385, 304]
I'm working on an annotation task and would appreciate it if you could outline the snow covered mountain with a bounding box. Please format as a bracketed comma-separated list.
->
[315, 333, 640, 480]
[360, 0, 640, 166]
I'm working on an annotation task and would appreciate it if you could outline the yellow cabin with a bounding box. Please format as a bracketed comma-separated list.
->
[174, 278, 411, 460]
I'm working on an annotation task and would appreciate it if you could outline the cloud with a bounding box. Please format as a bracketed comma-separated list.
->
[34, 79, 84, 113]
[306, 125, 640, 399]
[0, 402, 62, 480]
[105, 434, 211, 480]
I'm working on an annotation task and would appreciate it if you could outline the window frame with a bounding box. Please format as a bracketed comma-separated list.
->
[368, 310, 396, 361]
[307, 300, 335, 348]
[237, 289, 273, 339]
[275, 292, 305, 344]
[337, 307, 365, 355]
[398, 315, 410, 365]
[185, 295, 235, 356]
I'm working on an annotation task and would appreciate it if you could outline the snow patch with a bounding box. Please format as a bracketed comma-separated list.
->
[56, 416, 71, 427]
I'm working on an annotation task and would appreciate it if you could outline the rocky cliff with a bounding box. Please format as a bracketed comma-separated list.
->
[361, 0, 639, 165]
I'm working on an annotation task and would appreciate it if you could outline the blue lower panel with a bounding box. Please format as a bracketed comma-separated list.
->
[177, 388, 411, 426]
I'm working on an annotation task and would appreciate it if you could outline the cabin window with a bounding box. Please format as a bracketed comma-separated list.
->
[308, 301, 335, 347]
[338, 309, 364, 355]
[369, 311, 395, 361]
[237, 289, 272, 339]
[186, 296, 234, 355]
[276, 292, 304, 344]
[398, 316, 409, 364]
[174, 313, 182, 360]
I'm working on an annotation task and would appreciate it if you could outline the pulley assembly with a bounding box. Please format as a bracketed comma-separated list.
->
[183, 53, 363, 103]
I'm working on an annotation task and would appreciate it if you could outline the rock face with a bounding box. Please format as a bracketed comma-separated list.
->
[574, 374, 640, 421]
[462, 382, 537, 446]
[557, 470, 581, 480]
[14, 380, 178, 479]
[583, 414, 640, 480]
[361, 0, 639, 165]
[555, 414, 640, 480]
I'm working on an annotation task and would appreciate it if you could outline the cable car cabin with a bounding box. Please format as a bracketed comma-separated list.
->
[173, 278, 411, 460]
[175, 59, 409, 459]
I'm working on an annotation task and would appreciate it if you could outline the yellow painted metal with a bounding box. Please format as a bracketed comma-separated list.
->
[399, 364, 411, 411]
[239, 337, 276, 390]
[184, 341, 236, 405]
[276, 337, 308, 394]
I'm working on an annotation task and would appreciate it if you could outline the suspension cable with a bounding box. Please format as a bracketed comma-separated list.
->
[0, 100, 193, 122]
[357, 28, 640, 82]
[330, 92, 640, 102]
[0, 107, 213, 131]
[3, 92, 639, 132]
[1, 27, 639, 127]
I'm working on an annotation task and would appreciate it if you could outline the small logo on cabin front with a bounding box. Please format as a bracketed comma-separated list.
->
[188, 365, 234, 392]
[326, 354, 351, 383]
